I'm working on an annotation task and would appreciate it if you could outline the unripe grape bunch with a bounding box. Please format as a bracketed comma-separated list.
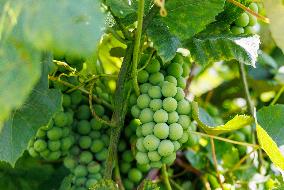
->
[230, 3, 259, 35]
[131, 57, 192, 168]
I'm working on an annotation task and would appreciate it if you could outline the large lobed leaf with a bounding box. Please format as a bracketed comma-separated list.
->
[192, 101, 253, 135]
[263, 0, 284, 53]
[147, 19, 181, 63]
[162, 0, 226, 41]
[22, 0, 105, 57]
[105, 0, 136, 18]
[0, 54, 62, 166]
[256, 105, 284, 170]
[187, 35, 260, 67]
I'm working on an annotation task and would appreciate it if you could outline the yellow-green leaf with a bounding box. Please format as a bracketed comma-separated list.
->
[192, 101, 253, 135]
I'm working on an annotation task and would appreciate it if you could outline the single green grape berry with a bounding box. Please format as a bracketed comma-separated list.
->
[173, 141, 181, 151]
[136, 127, 143, 137]
[136, 151, 150, 165]
[129, 93, 137, 106]
[36, 129, 46, 138]
[178, 115, 191, 129]
[77, 120, 91, 135]
[235, 12, 249, 27]
[149, 72, 164, 85]
[136, 138, 147, 152]
[169, 123, 183, 140]
[178, 132, 189, 144]
[76, 105, 91, 120]
[146, 59, 160, 73]
[48, 140, 61, 151]
[131, 105, 141, 118]
[74, 165, 88, 177]
[148, 151, 161, 162]
[65, 111, 74, 126]
[153, 123, 169, 139]
[128, 168, 143, 183]
[34, 139, 47, 152]
[90, 139, 104, 153]
[71, 91, 83, 105]
[153, 109, 168, 123]
[168, 111, 179, 124]
[141, 122, 155, 136]
[167, 62, 183, 78]
[162, 152, 176, 165]
[70, 146, 80, 155]
[96, 148, 108, 161]
[124, 179, 135, 190]
[63, 156, 76, 169]
[249, 3, 258, 13]
[139, 108, 154, 123]
[61, 127, 70, 137]
[101, 134, 110, 146]
[177, 99, 191, 115]
[79, 151, 93, 164]
[48, 151, 61, 161]
[93, 104, 105, 117]
[158, 140, 174, 157]
[161, 81, 177, 97]
[149, 99, 163, 111]
[177, 77, 186, 89]
[39, 149, 50, 159]
[54, 112, 68, 127]
[244, 26, 256, 34]
[118, 140, 127, 152]
[120, 162, 131, 174]
[137, 94, 151, 109]
[79, 136, 92, 149]
[143, 134, 160, 151]
[182, 64, 190, 77]
[230, 26, 244, 35]
[90, 118, 103, 130]
[248, 14, 257, 26]
[137, 164, 150, 172]
[148, 86, 162, 99]
[47, 127, 63, 140]
[122, 150, 134, 162]
[174, 87, 185, 101]
[75, 177, 87, 186]
[41, 119, 54, 131]
[62, 94, 71, 107]
[164, 76, 177, 85]
[163, 97, 178, 112]
[150, 161, 163, 168]
[61, 136, 74, 151]
[90, 131, 100, 138]
[138, 70, 149, 83]
[140, 83, 152, 94]
[28, 147, 39, 157]
[86, 179, 98, 188]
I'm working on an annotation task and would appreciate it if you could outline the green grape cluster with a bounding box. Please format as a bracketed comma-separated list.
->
[130, 58, 192, 168]
[63, 94, 111, 190]
[230, 3, 259, 35]
[118, 119, 150, 189]
[28, 108, 75, 161]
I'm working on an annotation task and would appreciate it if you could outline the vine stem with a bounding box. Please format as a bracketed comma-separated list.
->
[48, 76, 113, 110]
[210, 138, 224, 190]
[227, 0, 269, 23]
[161, 164, 172, 190]
[190, 131, 260, 148]
[132, 0, 145, 96]
[270, 86, 284, 106]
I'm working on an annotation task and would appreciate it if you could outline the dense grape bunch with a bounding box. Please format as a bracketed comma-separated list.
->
[62, 91, 111, 190]
[230, 3, 259, 35]
[28, 104, 75, 161]
[131, 56, 192, 168]
[117, 119, 150, 189]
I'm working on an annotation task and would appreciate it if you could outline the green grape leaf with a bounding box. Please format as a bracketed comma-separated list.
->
[256, 105, 284, 170]
[0, 37, 41, 130]
[263, 0, 284, 53]
[59, 175, 73, 190]
[147, 19, 181, 62]
[105, 0, 136, 18]
[161, 0, 226, 41]
[187, 35, 260, 67]
[22, 0, 105, 57]
[185, 150, 208, 170]
[90, 179, 118, 190]
[192, 101, 254, 135]
[0, 55, 62, 166]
